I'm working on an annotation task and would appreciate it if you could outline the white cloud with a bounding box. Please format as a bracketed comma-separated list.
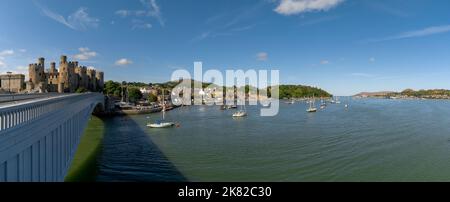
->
[320, 60, 330, 65]
[35, 2, 99, 31]
[0, 50, 14, 56]
[115, 10, 131, 17]
[132, 19, 152, 30]
[0, 50, 15, 68]
[256, 52, 268, 61]
[115, 58, 133, 66]
[16, 66, 28, 71]
[369, 24, 450, 42]
[275, 0, 345, 15]
[141, 0, 164, 26]
[115, 0, 164, 26]
[369, 57, 376, 62]
[73, 47, 97, 60]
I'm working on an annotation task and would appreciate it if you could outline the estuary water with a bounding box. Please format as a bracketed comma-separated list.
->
[97, 98, 450, 182]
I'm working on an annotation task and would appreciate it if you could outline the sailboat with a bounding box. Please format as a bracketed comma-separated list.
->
[307, 95, 317, 113]
[233, 100, 247, 117]
[335, 96, 341, 104]
[261, 99, 271, 107]
[320, 99, 327, 109]
[147, 90, 175, 128]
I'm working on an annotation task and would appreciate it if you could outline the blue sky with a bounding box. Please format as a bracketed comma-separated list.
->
[0, 0, 450, 95]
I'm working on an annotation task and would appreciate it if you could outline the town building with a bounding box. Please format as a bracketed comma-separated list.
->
[0, 74, 25, 93]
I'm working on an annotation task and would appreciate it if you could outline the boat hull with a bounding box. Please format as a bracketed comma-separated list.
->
[147, 122, 175, 128]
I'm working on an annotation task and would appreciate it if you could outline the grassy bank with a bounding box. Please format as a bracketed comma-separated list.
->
[64, 116, 105, 182]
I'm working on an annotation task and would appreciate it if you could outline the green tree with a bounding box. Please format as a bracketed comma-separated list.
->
[148, 93, 158, 102]
[128, 88, 143, 102]
[104, 80, 121, 96]
[76, 87, 88, 93]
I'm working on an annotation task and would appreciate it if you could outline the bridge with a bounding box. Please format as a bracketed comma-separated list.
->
[0, 93, 105, 182]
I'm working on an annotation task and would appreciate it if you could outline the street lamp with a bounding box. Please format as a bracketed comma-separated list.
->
[6, 71, 12, 94]
[6, 71, 14, 101]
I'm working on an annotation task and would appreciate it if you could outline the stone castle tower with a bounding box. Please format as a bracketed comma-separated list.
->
[28, 57, 47, 92]
[75, 66, 88, 90]
[96, 71, 104, 91]
[26, 55, 104, 93]
[87, 68, 97, 92]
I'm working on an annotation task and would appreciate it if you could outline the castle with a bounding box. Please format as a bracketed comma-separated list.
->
[26, 56, 104, 93]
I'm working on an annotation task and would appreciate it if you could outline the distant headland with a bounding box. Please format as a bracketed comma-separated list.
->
[354, 89, 450, 99]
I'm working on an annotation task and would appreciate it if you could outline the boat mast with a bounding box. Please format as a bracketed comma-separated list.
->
[162, 89, 166, 120]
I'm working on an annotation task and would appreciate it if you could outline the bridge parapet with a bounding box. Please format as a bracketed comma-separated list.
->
[0, 93, 104, 182]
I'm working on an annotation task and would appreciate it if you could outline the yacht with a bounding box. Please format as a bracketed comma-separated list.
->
[307, 96, 318, 113]
[233, 101, 247, 117]
[147, 90, 175, 128]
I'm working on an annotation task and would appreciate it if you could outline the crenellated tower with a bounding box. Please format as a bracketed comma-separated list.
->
[87, 68, 97, 92]
[28, 57, 47, 92]
[75, 65, 88, 90]
[95, 71, 104, 92]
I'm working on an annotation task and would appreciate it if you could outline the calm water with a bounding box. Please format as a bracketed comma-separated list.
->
[97, 98, 450, 182]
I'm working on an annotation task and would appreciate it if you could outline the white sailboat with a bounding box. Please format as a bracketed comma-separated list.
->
[335, 96, 341, 104]
[147, 90, 175, 128]
[307, 95, 317, 113]
[233, 100, 247, 117]
[320, 99, 327, 109]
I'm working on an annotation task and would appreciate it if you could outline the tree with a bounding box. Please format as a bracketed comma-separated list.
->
[148, 93, 158, 102]
[76, 87, 88, 93]
[128, 88, 143, 102]
[104, 80, 121, 97]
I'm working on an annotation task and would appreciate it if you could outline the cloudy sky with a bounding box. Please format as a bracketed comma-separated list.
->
[0, 0, 450, 95]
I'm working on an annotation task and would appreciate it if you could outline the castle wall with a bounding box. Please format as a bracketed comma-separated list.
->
[26, 55, 104, 93]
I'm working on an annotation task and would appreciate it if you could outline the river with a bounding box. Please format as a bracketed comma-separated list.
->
[96, 98, 450, 182]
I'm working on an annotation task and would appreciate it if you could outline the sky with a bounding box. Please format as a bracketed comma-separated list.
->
[0, 0, 450, 95]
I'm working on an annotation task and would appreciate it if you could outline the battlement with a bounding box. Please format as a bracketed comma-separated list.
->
[60, 55, 67, 64]
[27, 55, 104, 93]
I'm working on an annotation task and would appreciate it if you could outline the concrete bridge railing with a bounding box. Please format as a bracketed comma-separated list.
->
[0, 93, 62, 104]
[0, 93, 104, 182]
